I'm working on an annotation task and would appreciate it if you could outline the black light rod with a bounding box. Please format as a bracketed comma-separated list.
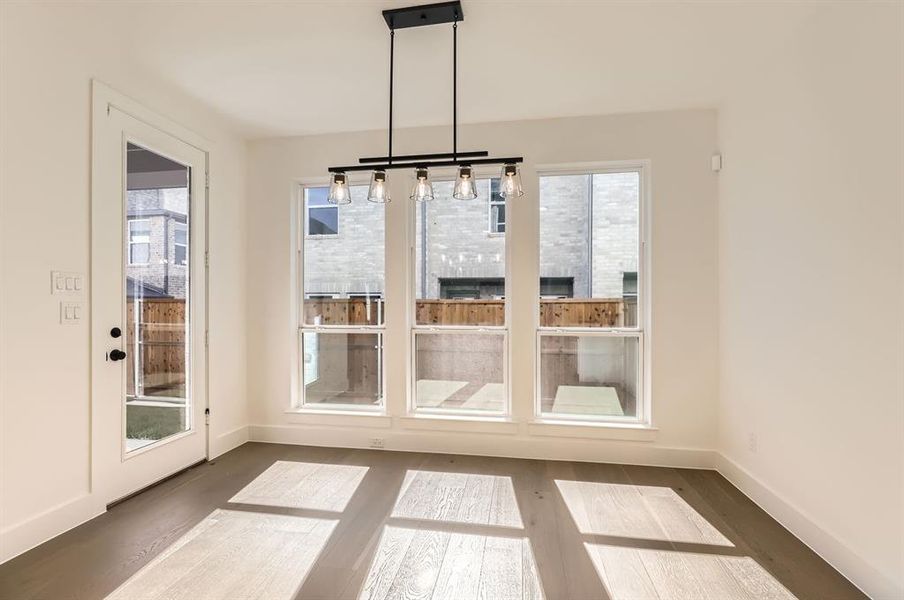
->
[359, 150, 488, 164]
[329, 156, 523, 173]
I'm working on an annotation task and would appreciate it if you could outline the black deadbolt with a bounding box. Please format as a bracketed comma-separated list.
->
[110, 349, 127, 361]
[110, 327, 122, 338]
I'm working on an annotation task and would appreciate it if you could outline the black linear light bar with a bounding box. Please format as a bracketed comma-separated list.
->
[330, 156, 523, 174]
[358, 150, 488, 164]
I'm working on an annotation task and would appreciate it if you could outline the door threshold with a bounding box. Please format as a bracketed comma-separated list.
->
[106, 458, 208, 510]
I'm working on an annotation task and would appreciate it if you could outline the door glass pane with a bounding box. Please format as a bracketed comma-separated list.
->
[539, 335, 639, 419]
[125, 142, 191, 452]
[301, 332, 382, 407]
[414, 333, 505, 413]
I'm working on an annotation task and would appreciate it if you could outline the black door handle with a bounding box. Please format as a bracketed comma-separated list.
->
[110, 349, 127, 361]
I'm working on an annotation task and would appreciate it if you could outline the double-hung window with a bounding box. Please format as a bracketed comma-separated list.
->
[128, 219, 151, 265]
[174, 222, 188, 265]
[413, 177, 507, 415]
[488, 179, 506, 234]
[297, 184, 385, 410]
[306, 187, 339, 236]
[537, 168, 646, 423]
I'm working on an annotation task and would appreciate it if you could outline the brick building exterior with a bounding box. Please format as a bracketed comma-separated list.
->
[126, 187, 189, 300]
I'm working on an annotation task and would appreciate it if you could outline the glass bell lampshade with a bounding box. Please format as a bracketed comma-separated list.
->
[410, 167, 435, 202]
[452, 165, 478, 200]
[499, 163, 524, 198]
[367, 169, 391, 203]
[327, 172, 352, 205]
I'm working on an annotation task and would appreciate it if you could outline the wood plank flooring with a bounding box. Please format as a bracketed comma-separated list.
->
[0, 443, 866, 600]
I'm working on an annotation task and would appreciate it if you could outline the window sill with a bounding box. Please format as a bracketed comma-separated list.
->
[284, 408, 391, 428]
[399, 413, 518, 435]
[527, 419, 657, 441]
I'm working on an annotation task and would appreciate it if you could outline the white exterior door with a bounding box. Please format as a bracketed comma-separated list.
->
[92, 92, 207, 505]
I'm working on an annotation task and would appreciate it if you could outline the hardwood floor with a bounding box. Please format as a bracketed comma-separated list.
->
[0, 443, 865, 600]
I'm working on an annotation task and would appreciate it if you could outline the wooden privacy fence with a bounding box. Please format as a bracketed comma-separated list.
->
[126, 298, 187, 398]
[304, 297, 628, 327]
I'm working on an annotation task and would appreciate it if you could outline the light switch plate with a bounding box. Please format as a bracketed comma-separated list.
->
[60, 301, 83, 325]
[51, 271, 85, 295]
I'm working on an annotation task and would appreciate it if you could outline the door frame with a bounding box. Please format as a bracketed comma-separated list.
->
[90, 80, 210, 504]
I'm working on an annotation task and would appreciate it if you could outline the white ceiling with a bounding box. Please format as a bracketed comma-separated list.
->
[117, 1, 824, 139]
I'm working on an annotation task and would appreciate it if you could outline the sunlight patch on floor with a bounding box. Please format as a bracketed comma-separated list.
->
[585, 544, 797, 600]
[105, 509, 337, 600]
[359, 526, 543, 600]
[555, 480, 733, 546]
[393, 470, 523, 528]
[229, 460, 368, 511]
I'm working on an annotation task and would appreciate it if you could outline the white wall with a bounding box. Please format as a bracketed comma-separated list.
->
[246, 110, 719, 465]
[0, 2, 249, 562]
[717, 3, 904, 598]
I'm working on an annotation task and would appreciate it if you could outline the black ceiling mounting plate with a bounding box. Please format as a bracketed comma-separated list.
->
[382, 1, 463, 30]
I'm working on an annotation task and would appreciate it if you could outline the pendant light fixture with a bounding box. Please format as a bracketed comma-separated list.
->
[452, 165, 477, 200]
[327, 1, 523, 205]
[499, 163, 524, 198]
[367, 169, 391, 203]
[328, 172, 352, 205]
[410, 167, 435, 202]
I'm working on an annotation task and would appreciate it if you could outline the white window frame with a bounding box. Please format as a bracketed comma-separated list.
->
[410, 173, 511, 418]
[174, 221, 188, 266]
[127, 218, 151, 265]
[294, 182, 385, 413]
[305, 187, 340, 238]
[534, 162, 651, 426]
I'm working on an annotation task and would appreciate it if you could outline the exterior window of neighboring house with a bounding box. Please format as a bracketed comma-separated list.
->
[128, 219, 151, 264]
[414, 179, 507, 415]
[298, 184, 384, 411]
[540, 277, 574, 298]
[488, 178, 505, 234]
[538, 169, 645, 424]
[306, 186, 339, 236]
[174, 222, 188, 266]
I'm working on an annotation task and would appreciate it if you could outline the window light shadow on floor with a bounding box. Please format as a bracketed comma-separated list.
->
[585, 544, 797, 599]
[359, 526, 543, 600]
[392, 470, 523, 528]
[105, 509, 338, 600]
[229, 460, 369, 511]
[555, 479, 733, 546]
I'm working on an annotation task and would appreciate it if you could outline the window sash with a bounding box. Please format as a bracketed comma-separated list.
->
[410, 328, 509, 416]
[297, 326, 385, 410]
[535, 329, 644, 424]
[536, 167, 644, 332]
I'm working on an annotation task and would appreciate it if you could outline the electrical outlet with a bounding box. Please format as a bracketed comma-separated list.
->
[369, 437, 385, 449]
[747, 433, 758, 453]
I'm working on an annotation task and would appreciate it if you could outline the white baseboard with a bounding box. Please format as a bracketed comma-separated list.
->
[0, 493, 103, 565]
[209, 424, 250, 459]
[716, 453, 900, 600]
[248, 423, 716, 469]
